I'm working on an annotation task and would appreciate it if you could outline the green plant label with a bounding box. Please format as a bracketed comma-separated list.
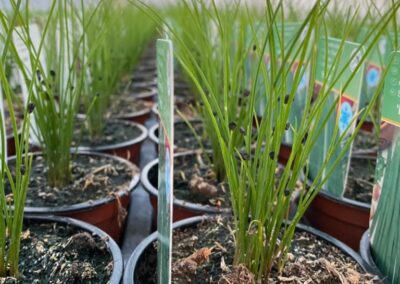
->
[356, 28, 389, 113]
[13, 23, 45, 145]
[156, 38, 174, 284]
[369, 51, 400, 284]
[309, 37, 364, 197]
[0, 79, 6, 162]
[0, 31, 7, 160]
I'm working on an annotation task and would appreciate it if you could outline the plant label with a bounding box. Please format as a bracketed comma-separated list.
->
[0, 30, 7, 161]
[369, 51, 400, 284]
[156, 38, 174, 284]
[309, 37, 364, 197]
[13, 23, 45, 145]
[0, 76, 6, 164]
[356, 28, 390, 116]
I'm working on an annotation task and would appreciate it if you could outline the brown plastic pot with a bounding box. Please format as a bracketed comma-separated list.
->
[112, 102, 152, 125]
[75, 119, 147, 165]
[129, 86, 157, 102]
[148, 119, 203, 155]
[25, 214, 123, 283]
[7, 130, 20, 156]
[10, 151, 140, 243]
[305, 189, 370, 250]
[141, 152, 230, 225]
[124, 215, 377, 284]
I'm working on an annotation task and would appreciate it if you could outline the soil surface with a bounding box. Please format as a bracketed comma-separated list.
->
[1, 220, 113, 283]
[149, 152, 230, 209]
[108, 94, 153, 118]
[72, 119, 143, 148]
[344, 157, 376, 203]
[134, 217, 378, 283]
[353, 130, 378, 152]
[154, 121, 208, 152]
[147, 153, 301, 210]
[153, 96, 197, 120]
[6, 153, 138, 207]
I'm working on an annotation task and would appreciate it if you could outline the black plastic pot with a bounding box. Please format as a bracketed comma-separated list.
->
[123, 215, 377, 284]
[141, 151, 230, 225]
[25, 214, 123, 283]
[9, 151, 140, 242]
[360, 230, 390, 284]
[75, 119, 148, 165]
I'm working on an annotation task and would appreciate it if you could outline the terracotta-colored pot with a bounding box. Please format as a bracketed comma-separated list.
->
[141, 152, 230, 225]
[148, 119, 203, 155]
[76, 119, 148, 165]
[305, 189, 370, 250]
[112, 104, 152, 125]
[278, 143, 292, 165]
[11, 152, 140, 243]
[361, 120, 374, 132]
[25, 215, 123, 283]
[124, 215, 377, 284]
[7, 132, 17, 156]
[129, 86, 157, 102]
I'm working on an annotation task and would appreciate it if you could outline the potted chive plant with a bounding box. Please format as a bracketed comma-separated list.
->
[0, 13, 123, 282]
[360, 51, 400, 284]
[9, 0, 139, 242]
[305, 9, 399, 250]
[73, 2, 148, 165]
[142, 1, 257, 222]
[107, 6, 157, 124]
[126, 0, 399, 282]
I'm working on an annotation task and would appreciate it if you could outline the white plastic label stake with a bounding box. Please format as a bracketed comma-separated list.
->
[157, 38, 174, 284]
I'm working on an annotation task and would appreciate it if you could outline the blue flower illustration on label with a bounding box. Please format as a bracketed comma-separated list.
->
[339, 102, 353, 135]
[366, 67, 380, 87]
[297, 71, 308, 91]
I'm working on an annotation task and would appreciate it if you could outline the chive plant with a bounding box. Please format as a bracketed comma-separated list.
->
[11, 0, 100, 188]
[83, 3, 155, 140]
[0, 3, 33, 277]
[138, 0, 399, 280]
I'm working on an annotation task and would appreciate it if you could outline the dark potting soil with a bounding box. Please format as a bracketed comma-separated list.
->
[134, 217, 378, 283]
[108, 95, 153, 117]
[153, 96, 197, 120]
[156, 121, 208, 152]
[353, 130, 378, 152]
[4, 221, 113, 283]
[149, 152, 230, 209]
[6, 153, 138, 207]
[72, 119, 142, 148]
[343, 157, 376, 203]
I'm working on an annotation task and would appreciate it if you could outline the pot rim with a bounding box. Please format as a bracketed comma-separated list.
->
[74, 119, 148, 152]
[360, 230, 390, 283]
[141, 150, 230, 214]
[8, 151, 140, 214]
[124, 215, 377, 284]
[25, 214, 122, 283]
[129, 86, 157, 100]
[148, 118, 203, 146]
[304, 154, 375, 210]
[112, 105, 152, 120]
